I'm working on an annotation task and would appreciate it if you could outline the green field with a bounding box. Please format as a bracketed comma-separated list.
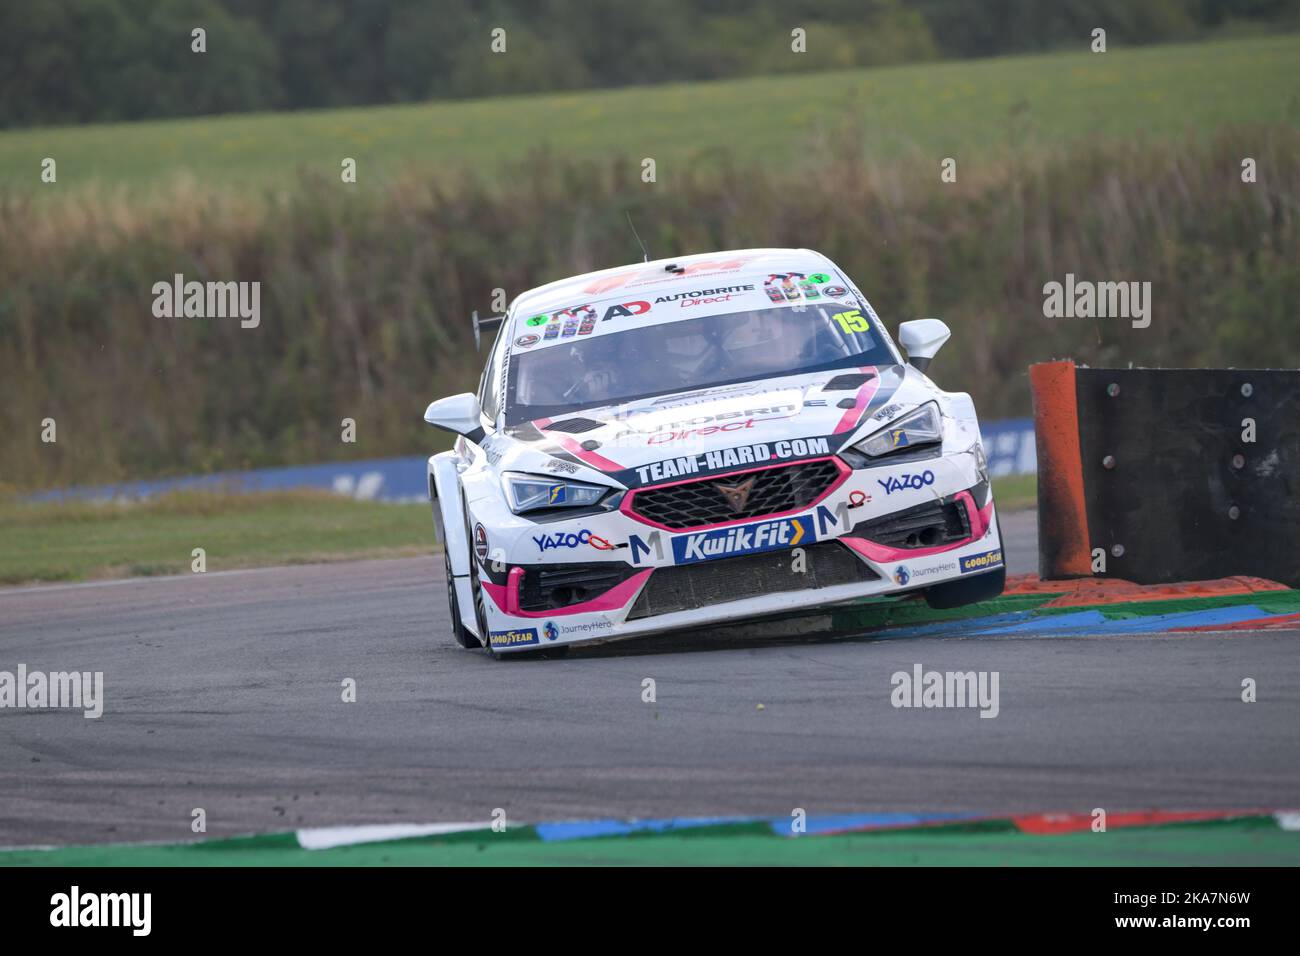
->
[5, 816, 1295, 867]
[0, 479, 1034, 585]
[0, 491, 432, 585]
[2, 34, 1296, 192]
[992, 473, 1035, 512]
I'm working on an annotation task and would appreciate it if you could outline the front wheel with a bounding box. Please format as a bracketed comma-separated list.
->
[923, 515, 1006, 610]
[434, 502, 480, 649]
[922, 566, 1005, 610]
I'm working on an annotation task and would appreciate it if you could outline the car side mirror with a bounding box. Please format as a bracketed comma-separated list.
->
[424, 393, 485, 443]
[898, 318, 951, 373]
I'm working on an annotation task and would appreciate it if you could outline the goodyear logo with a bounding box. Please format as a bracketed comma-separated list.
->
[672, 516, 815, 565]
[490, 628, 540, 647]
[960, 549, 1004, 574]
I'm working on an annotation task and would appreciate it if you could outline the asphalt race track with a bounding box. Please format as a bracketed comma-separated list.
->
[3, 511, 1298, 847]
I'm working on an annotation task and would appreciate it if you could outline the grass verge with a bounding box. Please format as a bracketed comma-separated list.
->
[0, 477, 1034, 587]
[2, 35, 1295, 192]
[992, 473, 1036, 512]
[0, 490, 433, 586]
[3, 817, 1293, 867]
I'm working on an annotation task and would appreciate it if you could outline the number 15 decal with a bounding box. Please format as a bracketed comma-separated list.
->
[833, 309, 869, 334]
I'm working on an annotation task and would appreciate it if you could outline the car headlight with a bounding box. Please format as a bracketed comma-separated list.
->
[502, 473, 614, 514]
[851, 402, 943, 458]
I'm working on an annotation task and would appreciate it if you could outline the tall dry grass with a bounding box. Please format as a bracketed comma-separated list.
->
[1, 126, 1296, 490]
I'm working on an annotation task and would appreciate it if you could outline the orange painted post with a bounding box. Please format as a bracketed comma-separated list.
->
[1029, 361, 1092, 578]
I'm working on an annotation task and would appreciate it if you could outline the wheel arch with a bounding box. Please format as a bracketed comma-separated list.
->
[429, 452, 472, 578]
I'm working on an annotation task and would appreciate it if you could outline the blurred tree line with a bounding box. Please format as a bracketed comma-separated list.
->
[2, 0, 1296, 128]
[3, 123, 1296, 487]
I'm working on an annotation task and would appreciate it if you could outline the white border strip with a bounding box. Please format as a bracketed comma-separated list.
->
[295, 822, 491, 850]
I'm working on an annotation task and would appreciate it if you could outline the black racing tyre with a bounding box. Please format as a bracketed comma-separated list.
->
[922, 517, 1006, 610]
[922, 565, 1005, 610]
[462, 498, 497, 656]
[433, 501, 481, 649]
[471, 563, 493, 655]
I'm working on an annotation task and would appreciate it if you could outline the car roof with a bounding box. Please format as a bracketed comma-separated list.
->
[509, 248, 838, 318]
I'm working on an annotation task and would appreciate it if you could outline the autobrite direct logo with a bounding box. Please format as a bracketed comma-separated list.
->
[0, 665, 103, 718]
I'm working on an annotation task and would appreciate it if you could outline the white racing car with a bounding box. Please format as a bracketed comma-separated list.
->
[425, 248, 1005, 655]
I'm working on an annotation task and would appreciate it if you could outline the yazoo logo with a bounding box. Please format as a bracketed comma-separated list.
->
[534, 529, 595, 551]
[672, 516, 815, 565]
[960, 549, 1004, 574]
[877, 470, 935, 495]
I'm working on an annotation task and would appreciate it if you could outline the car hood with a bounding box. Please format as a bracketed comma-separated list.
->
[500, 364, 933, 488]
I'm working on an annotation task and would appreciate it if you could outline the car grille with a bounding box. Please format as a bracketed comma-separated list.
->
[628, 458, 841, 530]
[518, 562, 639, 612]
[849, 495, 971, 549]
[627, 541, 876, 619]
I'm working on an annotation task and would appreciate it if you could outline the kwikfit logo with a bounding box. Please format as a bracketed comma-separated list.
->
[673, 516, 814, 564]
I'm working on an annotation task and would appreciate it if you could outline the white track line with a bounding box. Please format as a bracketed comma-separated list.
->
[296, 822, 491, 850]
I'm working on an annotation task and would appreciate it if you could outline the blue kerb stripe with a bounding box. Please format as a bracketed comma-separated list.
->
[970, 610, 1109, 634]
[875, 611, 1038, 640]
[876, 603, 1296, 641]
[535, 813, 991, 842]
[1063, 604, 1275, 635]
[535, 816, 760, 842]
[770, 812, 987, 837]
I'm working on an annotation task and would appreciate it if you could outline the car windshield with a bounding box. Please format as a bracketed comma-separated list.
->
[505, 300, 896, 424]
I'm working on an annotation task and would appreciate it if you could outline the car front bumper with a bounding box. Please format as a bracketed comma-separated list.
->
[471, 445, 1004, 653]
